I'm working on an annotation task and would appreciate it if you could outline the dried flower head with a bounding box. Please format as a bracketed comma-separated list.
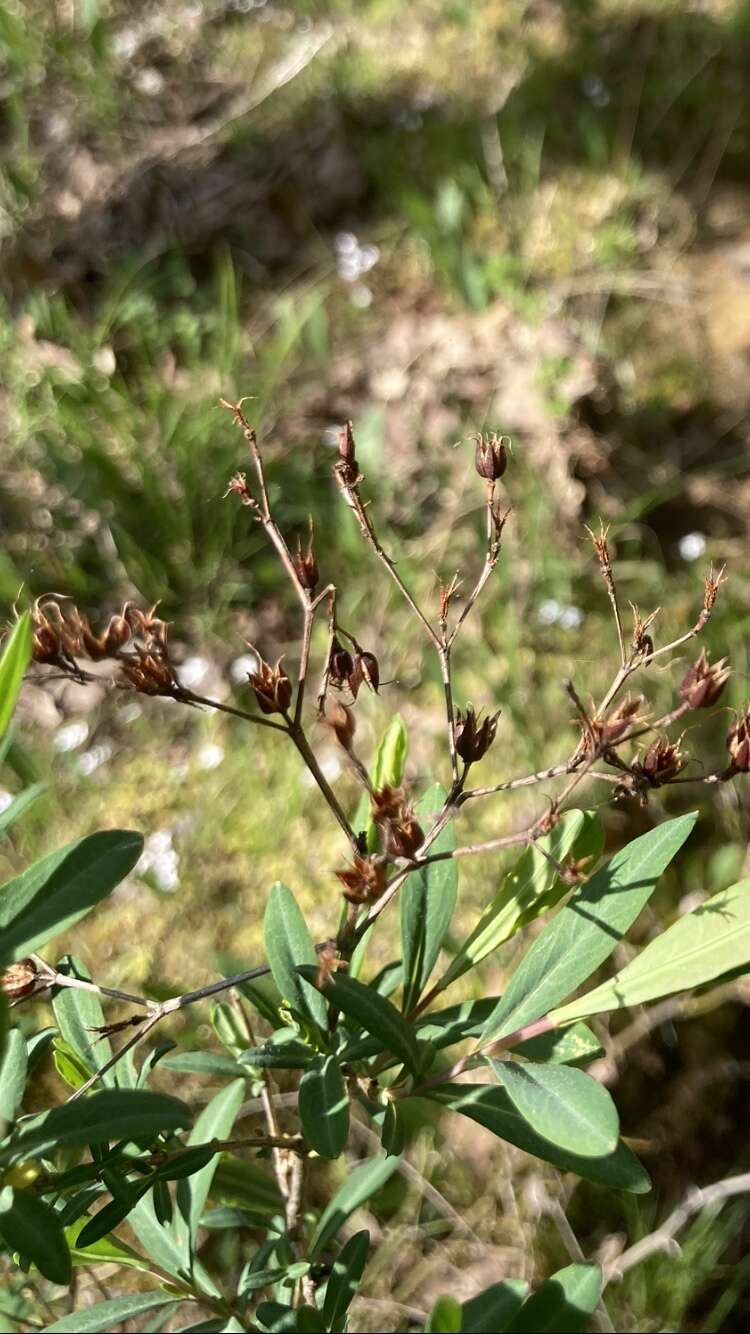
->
[454, 704, 500, 765]
[594, 695, 644, 747]
[327, 636, 354, 689]
[224, 472, 255, 507]
[679, 650, 731, 710]
[249, 656, 292, 716]
[315, 940, 340, 989]
[727, 709, 750, 773]
[637, 736, 688, 787]
[474, 432, 509, 481]
[349, 650, 380, 699]
[1, 957, 39, 1003]
[335, 855, 386, 905]
[121, 650, 178, 697]
[336, 420, 359, 486]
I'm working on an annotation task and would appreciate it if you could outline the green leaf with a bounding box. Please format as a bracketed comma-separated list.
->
[52, 956, 118, 1086]
[161, 1051, 246, 1078]
[437, 812, 600, 995]
[551, 876, 750, 1025]
[3, 1090, 191, 1164]
[310, 1155, 401, 1257]
[0, 613, 31, 743]
[202, 1206, 283, 1233]
[173, 1078, 245, 1263]
[427, 1295, 463, 1331]
[0, 1028, 27, 1124]
[322, 1230, 370, 1333]
[264, 883, 327, 1029]
[363, 715, 408, 852]
[53, 1039, 92, 1091]
[428, 1086, 650, 1193]
[299, 1055, 349, 1159]
[401, 784, 457, 1013]
[461, 1280, 529, 1333]
[239, 1260, 310, 1297]
[65, 1216, 154, 1271]
[481, 814, 697, 1044]
[76, 1179, 153, 1248]
[489, 1061, 619, 1158]
[0, 1186, 71, 1285]
[504, 1263, 602, 1333]
[512, 1022, 602, 1067]
[0, 782, 45, 838]
[45, 1292, 181, 1332]
[0, 829, 144, 967]
[299, 967, 420, 1075]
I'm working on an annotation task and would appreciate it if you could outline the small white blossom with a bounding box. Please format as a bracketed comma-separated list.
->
[197, 743, 225, 771]
[54, 720, 89, 752]
[679, 532, 706, 562]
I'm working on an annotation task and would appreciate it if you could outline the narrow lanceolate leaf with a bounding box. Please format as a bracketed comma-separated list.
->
[2, 1090, 191, 1165]
[45, 1292, 181, 1332]
[172, 1078, 245, 1264]
[299, 966, 420, 1075]
[552, 876, 750, 1025]
[0, 1186, 71, 1285]
[400, 783, 457, 1013]
[427, 1085, 651, 1194]
[505, 1262, 602, 1334]
[437, 811, 601, 995]
[0, 612, 32, 742]
[490, 1060, 619, 1158]
[364, 714, 408, 852]
[0, 1028, 27, 1124]
[481, 813, 697, 1044]
[52, 956, 117, 1086]
[0, 829, 144, 966]
[263, 882, 327, 1029]
[461, 1280, 529, 1333]
[299, 1055, 349, 1159]
[0, 782, 45, 838]
[310, 1155, 401, 1257]
[322, 1230, 370, 1333]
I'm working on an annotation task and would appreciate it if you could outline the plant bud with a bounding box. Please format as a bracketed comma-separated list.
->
[294, 524, 319, 594]
[349, 650, 380, 699]
[638, 736, 687, 787]
[679, 650, 731, 709]
[335, 855, 385, 905]
[727, 710, 750, 773]
[454, 705, 500, 764]
[1, 957, 39, 1002]
[249, 657, 293, 716]
[474, 432, 508, 481]
[336, 421, 359, 485]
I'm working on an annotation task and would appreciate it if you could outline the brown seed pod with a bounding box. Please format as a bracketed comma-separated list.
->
[727, 710, 750, 773]
[474, 432, 508, 481]
[680, 650, 731, 710]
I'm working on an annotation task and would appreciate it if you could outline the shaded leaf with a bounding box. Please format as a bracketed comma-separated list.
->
[310, 1155, 401, 1257]
[0, 830, 144, 966]
[45, 1292, 181, 1332]
[323, 1230, 370, 1333]
[299, 966, 420, 1075]
[173, 1078, 245, 1263]
[299, 1055, 349, 1159]
[504, 1263, 602, 1333]
[462, 1279, 529, 1333]
[427, 1086, 650, 1193]
[264, 883, 327, 1029]
[0, 1028, 27, 1124]
[401, 783, 457, 1013]
[3, 1089, 190, 1164]
[481, 814, 697, 1044]
[552, 876, 750, 1024]
[0, 1185, 71, 1285]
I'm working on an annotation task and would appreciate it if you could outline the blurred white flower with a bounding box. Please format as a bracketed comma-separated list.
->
[54, 720, 89, 752]
[334, 232, 380, 283]
[138, 829, 180, 893]
[178, 655, 211, 689]
[679, 532, 706, 562]
[77, 743, 113, 776]
[538, 599, 584, 630]
[0, 790, 13, 815]
[350, 284, 373, 308]
[302, 753, 342, 786]
[197, 743, 225, 771]
[230, 652, 260, 683]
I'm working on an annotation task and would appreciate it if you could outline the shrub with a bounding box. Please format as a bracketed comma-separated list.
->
[2, 407, 749, 1332]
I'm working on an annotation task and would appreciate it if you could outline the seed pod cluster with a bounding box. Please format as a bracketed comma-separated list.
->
[371, 785, 424, 859]
[335, 854, 385, 905]
[474, 432, 509, 481]
[680, 650, 731, 710]
[249, 657, 293, 716]
[636, 736, 688, 787]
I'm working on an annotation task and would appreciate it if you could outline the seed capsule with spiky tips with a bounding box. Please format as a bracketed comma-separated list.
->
[638, 736, 688, 787]
[31, 610, 61, 664]
[349, 650, 380, 699]
[454, 705, 500, 765]
[249, 657, 293, 716]
[595, 695, 644, 746]
[679, 650, 731, 710]
[294, 522, 319, 594]
[474, 432, 509, 481]
[335, 855, 386, 905]
[727, 710, 750, 773]
[104, 614, 131, 655]
[1, 957, 39, 1003]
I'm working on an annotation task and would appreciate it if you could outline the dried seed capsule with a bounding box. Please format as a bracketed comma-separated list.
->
[1, 957, 39, 1002]
[104, 614, 131, 654]
[474, 432, 508, 481]
[249, 657, 293, 716]
[335, 855, 386, 905]
[727, 710, 750, 773]
[680, 650, 731, 709]
[638, 736, 687, 787]
[349, 650, 380, 699]
[294, 523, 319, 594]
[328, 637, 354, 689]
[597, 696, 643, 745]
[454, 705, 500, 764]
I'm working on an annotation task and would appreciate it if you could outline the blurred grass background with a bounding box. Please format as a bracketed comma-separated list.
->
[4, 0, 750, 1328]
